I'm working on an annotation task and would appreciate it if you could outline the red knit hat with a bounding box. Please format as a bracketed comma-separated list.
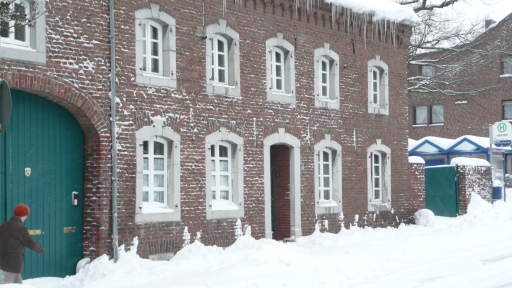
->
[13, 204, 30, 217]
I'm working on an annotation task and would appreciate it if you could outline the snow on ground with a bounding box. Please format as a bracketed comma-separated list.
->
[18, 192, 512, 288]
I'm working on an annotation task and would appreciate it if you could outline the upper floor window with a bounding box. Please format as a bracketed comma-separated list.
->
[0, 0, 46, 63]
[205, 19, 240, 97]
[135, 4, 176, 88]
[314, 43, 340, 109]
[415, 106, 427, 125]
[266, 33, 295, 104]
[367, 140, 391, 212]
[503, 101, 512, 120]
[414, 105, 444, 125]
[502, 55, 512, 76]
[431, 104, 444, 124]
[367, 56, 389, 115]
[421, 65, 435, 77]
[314, 135, 342, 215]
[135, 120, 181, 223]
[205, 128, 244, 219]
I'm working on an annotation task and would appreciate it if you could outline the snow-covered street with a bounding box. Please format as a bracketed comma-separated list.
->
[8, 193, 512, 288]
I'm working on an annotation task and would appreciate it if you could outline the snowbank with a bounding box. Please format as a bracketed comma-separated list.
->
[414, 209, 435, 227]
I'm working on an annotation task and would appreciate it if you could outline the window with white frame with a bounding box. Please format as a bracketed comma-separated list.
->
[205, 128, 244, 219]
[0, 0, 46, 63]
[414, 105, 444, 125]
[502, 56, 512, 76]
[266, 33, 295, 103]
[367, 56, 389, 115]
[314, 44, 340, 109]
[135, 4, 176, 88]
[135, 122, 181, 223]
[414, 106, 427, 125]
[314, 135, 342, 215]
[367, 140, 391, 211]
[503, 101, 512, 120]
[205, 20, 240, 97]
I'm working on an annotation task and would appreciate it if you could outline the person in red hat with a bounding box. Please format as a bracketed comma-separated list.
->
[0, 204, 45, 284]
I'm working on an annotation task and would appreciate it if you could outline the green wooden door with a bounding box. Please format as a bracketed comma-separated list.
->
[0, 90, 84, 279]
[425, 165, 460, 217]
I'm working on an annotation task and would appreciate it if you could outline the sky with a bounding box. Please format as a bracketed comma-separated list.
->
[4, 190, 511, 288]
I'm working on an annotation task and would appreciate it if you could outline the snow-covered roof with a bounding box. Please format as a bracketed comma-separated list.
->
[409, 135, 512, 157]
[325, 0, 421, 25]
[450, 157, 490, 167]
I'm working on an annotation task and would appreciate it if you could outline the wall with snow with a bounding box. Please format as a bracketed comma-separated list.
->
[458, 164, 492, 214]
[409, 161, 426, 213]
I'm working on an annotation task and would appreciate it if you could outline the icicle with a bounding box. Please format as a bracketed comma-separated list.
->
[363, 14, 367, 49]
[223, 0, 226, 16]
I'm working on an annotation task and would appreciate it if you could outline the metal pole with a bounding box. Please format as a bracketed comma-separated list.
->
[109, 0, 119, 262]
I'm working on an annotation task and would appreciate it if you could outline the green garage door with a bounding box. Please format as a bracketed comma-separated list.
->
[0, 90, 84, 279]
[425, 165, 459, 217]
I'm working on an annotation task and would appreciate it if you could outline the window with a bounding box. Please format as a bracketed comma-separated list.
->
[502, 55, 512, 76]
[367, 140, 391, 211]
[135, 4, 176, 87]
[414, 105, 444, 125]
[205, 19, 240, 97]
[314, 135, 342, 215]
[205, 128, 244, 219]
[0, 0, 46, 63]
[504, 101, 512, 120]
[431, 104, 444, 124]
[415, 106, 427, 125]
[135, 120, 181, 223]
[314, 43, 340, 109]
[367, 56, 389, 115]
[421, 66, 435, 77]
[266, 33, 295, 103]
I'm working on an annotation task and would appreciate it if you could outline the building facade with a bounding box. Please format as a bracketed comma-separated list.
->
[0, 0, 417, 278]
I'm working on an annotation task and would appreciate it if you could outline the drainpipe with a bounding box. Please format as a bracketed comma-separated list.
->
[109, 0, 119, 262]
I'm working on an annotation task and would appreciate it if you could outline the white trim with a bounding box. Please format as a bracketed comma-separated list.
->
[313, 135, 342, 215]
[135, 123, 181, 223]
[205, 127, 244, 219]
[367, 140, 391, 211]
[263, 128, 301, 239]
[367, 56, 389, 115]
[266, 33, 295, 103]
[314, 43, 340, 109]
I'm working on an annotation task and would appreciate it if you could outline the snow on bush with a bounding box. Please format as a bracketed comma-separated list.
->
[414, 209, 435, 227]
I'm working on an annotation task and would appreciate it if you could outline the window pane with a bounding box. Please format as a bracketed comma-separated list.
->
[142, 56, 147, 71]
[211, 160, 216, 171]
[14, 24, 25, 42]
[211, 145, 215, 157]
[1, 21, 9, 38]
[219, 160, 228, 172]
[154, 158, 164, 171]
[504, 61, 512, 75]
[154, 175, 164, 187]
[323, 176, 330, 188]
[218, 69, 225, 83]
[373, 70, 378, 81]
[322, 72, 327, 84]
[143, 174, 149, 187]
[212, 191, 216, 200]
[374, 189, 380, 200]
[322, 86, 327, 97]
[374, 165, 380, 176]
[374, 178, 380, 188]
[220, 175, 229, 187]
[217, 39, 224, 52]
[143, 141, 149, 154]
[374, 154, 380, 164]
[322, 60, 327, 72]
[151, 41, 159, 56]
[276, 65, 282, 77]
[151, 58, 159, 73]
[143, 191, 149, 202]
[220, 190, 229, 200]
[151, 25, 159, 40]
[154, 191, 164, 203]
[276, 79, 282, 90]
[143, 158, 148, 170]
[432, 105, 444, 124]
[218, 54, 225, 68]
[504, 102, 512, 119]
[323, 164, 330, 175]
[154, 142, 164, 155]
[323, 151, 329, 162]
[415, 106, 427, 124]
[275, 52, 281, 63]
[324, 190, 330, 201]
[219, 145, 228, 157]
[373, 82, 378, 93]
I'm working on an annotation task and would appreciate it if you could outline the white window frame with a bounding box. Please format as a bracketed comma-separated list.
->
[135, 120, 181, 223]
[140, 20, 163, 76]
[314, 135, 342, 215]
[367, 56, 389, 115]
[367, 140, 391, 212]
[266, 33, 295, 103]
[142, 137, 168, 206]
[205, 19, 240, 97]
[1, 0, 31, 47]
[205, 127, 244, 219]
[0, 0, 46, 64]
[210, 34, 229, 85]
[135, 4, 176, 88]
[371, 151, 382, 202]
[314, 43, 340, 109]
[210, 143, 232, 201]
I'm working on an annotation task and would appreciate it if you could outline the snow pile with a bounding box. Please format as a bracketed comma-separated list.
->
[408, 156, 425, 164]
[451, 157, 490, 166]
[414, 209, 435, 227]
[24, 193, 512, 288]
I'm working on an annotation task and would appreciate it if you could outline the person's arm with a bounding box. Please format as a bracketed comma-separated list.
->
[17, 226, 45, 253]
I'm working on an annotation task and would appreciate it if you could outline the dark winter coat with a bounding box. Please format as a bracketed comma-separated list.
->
[0, 216, 44, 274]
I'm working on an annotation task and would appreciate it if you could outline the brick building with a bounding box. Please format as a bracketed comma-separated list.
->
[0, 0, 419, 278]
[409, 13, 512, 140]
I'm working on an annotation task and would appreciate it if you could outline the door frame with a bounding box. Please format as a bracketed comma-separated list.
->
[264, 128, 301, 239]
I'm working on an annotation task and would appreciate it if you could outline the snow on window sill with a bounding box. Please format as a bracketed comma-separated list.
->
[212, 199, 240, 211]
[319, 97, 336, 102]
[500, 74, 512, 78]
[269, 90, 292, 97]
[0, 41, 34, 51]
[413, 124, 428, 127]
[210, 82, 235, 89]
[142, 72, 169, 79]
[141, 202, 175, 214]
[430, 123, 444, 126]
[318, 199, 339, 207]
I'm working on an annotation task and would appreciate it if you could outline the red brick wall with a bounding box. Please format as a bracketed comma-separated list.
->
[1, 0, 414, 259]
[271, 145, 291, 240]
[409, 162, 426, 213]
[458, 165, 492, 214]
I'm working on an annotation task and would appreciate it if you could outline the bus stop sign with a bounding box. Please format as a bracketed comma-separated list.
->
[0, 79, 12, 133]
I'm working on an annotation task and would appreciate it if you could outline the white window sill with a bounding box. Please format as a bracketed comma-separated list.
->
[211, 199, 240, 211]
[430, 123, 444, 126]
[142, 72, 169, 79]
[0, 42, 34, 51]
[319, 98, 336, 102]
[500, 74, 512, 78]
[141, 202, 175, 214]
[210, 82, 235, 89]
[318, 199, 339, 207]
[270, 90, 292, 97]
[369, 202, 390, 211]
[413, 123, 444, 127]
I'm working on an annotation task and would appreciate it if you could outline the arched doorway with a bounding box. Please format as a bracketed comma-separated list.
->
[0, 90, 84, 278]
